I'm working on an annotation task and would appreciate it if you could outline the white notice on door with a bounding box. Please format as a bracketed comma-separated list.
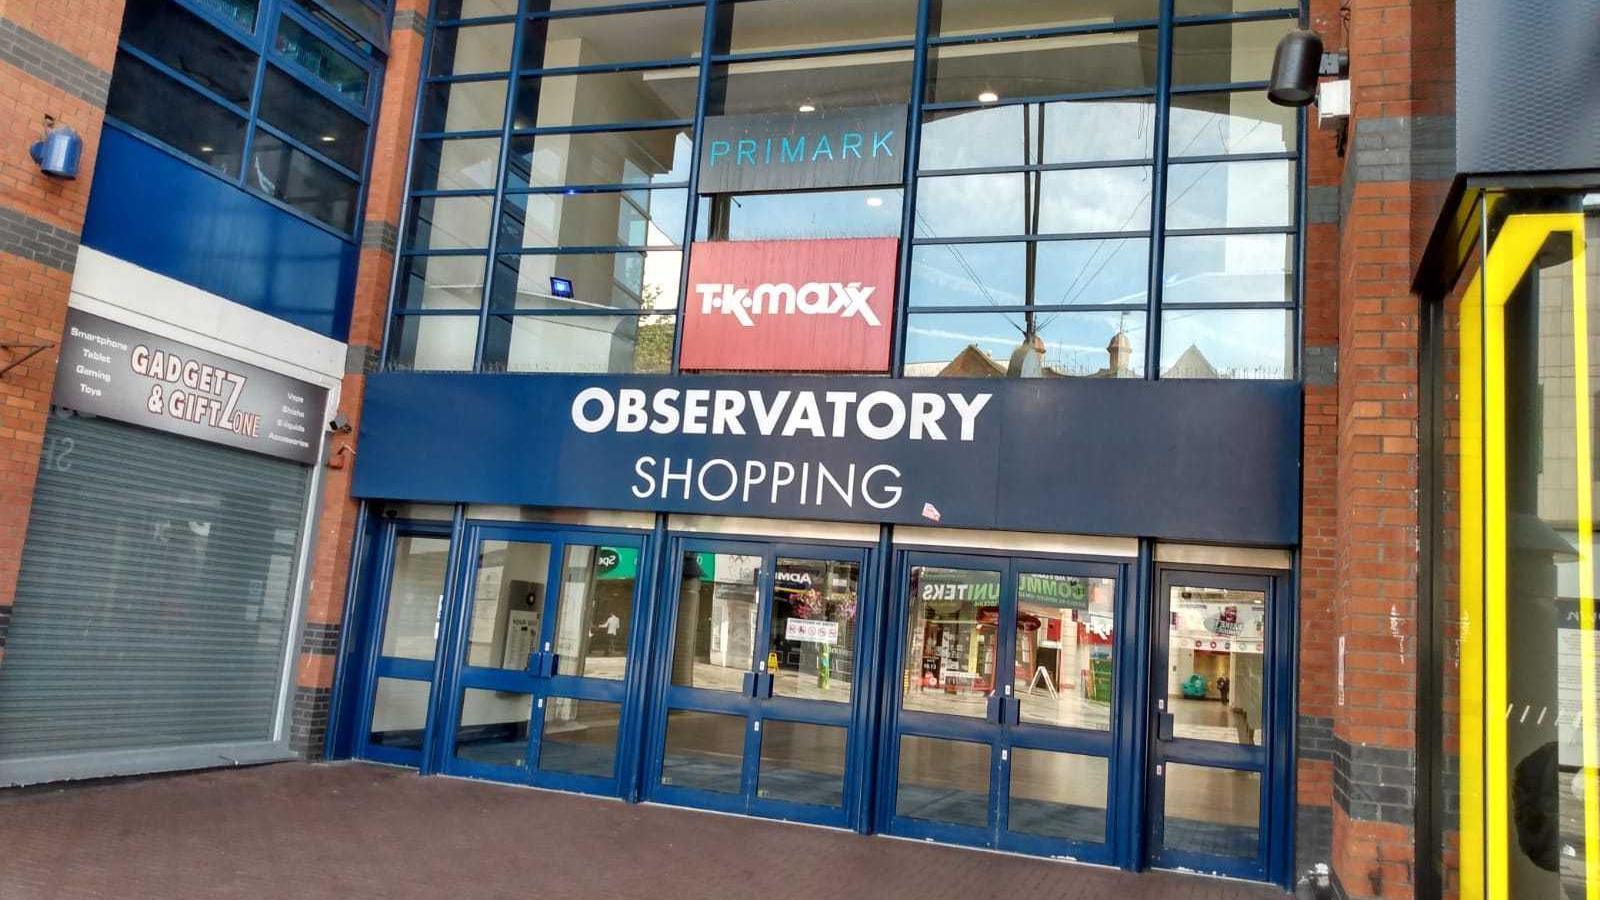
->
[785, 618, 839, 645]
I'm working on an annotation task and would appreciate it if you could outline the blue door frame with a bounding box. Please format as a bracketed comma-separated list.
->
[876, 549, 1132, 866]
[642, 535, 883, 830]
[434, 523, 651, 796]
[1145, 566, 1296, 885]
[348, 517, 459, 769]
[330, 518, 1297, 888]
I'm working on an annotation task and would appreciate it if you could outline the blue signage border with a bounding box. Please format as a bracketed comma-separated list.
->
[352, 373, 1302, 546]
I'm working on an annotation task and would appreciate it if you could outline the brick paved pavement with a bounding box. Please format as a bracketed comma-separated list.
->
[0, 762, 1285, 899]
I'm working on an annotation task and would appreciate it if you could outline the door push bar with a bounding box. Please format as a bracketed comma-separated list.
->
[741, 671, 776, 698]
[1155, 698, 1176, 741]
[987, 684, 1022, 725]
[525, 643, 560, 678]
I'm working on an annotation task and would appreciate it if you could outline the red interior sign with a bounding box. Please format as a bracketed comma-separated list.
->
[680, 237, 899, 372]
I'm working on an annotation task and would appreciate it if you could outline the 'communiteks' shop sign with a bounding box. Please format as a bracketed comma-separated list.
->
[353, 373, 1304, 545]
[52, 309, 328, 464]
[697, 105, 905, 193]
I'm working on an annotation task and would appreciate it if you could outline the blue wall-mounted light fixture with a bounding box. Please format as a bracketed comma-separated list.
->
[549, 277, 575, 299]
[30, 123, 82, 179]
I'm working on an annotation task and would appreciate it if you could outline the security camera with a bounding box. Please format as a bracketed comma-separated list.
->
[328, 413, 353, 434]
[30, 124, 82, 179]
[1267, 30, 1324, 107]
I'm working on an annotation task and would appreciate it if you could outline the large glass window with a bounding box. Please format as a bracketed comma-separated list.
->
[932, 0, 1158, 37]
[107, 0, 384, 234]
[911, 95, 1154, 378]
[387, 1, 1300, 377]
[910, 5, 1296, 380]
[395, 1, 697, 372]
[108, 0, 384, 235]
[719, 0, 917, 53]
[107, 50, 251, 178]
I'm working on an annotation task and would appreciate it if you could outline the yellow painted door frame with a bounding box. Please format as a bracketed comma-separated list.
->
[1459, 210, 1593, 899]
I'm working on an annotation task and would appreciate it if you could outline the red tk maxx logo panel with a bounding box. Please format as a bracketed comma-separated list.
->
[680, 237, 899, 372]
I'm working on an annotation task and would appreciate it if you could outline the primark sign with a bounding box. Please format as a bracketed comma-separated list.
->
[697, 105, 905, 194]
[353, 373, 1304, 545]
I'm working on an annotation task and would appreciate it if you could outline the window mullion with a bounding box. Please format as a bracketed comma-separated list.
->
[1144, 0, 1175, 381]
[238, 8, 280, 191]
[472, 13, 526, 371]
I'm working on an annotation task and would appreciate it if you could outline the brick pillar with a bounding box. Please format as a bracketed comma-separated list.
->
[288, 1, 428, 758]
[0, 2, 124, 666]
[1329, 1, 1455, 897]
[1295, 1, 1347, 872]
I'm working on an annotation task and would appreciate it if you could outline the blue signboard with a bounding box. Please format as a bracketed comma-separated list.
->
[352, 373, 1302, 545]
[696, 105, 905, 194]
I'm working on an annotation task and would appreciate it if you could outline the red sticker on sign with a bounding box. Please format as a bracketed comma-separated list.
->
[680, 237, 899, 372]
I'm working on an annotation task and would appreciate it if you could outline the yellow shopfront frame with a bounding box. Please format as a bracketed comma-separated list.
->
[1459, 210, 1595, 898]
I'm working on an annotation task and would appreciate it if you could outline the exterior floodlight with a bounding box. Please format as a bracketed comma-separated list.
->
[30, 125, 82, 179]
[1267, 30, 1324, 107]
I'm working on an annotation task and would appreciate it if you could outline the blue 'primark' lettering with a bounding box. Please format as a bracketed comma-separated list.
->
[708, 127, 895, 170]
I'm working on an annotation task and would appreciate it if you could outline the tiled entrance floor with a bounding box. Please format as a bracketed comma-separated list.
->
[0, 762, 1285, 899]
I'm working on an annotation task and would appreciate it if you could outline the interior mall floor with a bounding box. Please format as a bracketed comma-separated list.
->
[0, 761, 1284, 900]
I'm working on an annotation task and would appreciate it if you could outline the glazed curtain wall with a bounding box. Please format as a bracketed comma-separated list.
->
[386, 0, 1303, 378]
[106, 0, 390, 236]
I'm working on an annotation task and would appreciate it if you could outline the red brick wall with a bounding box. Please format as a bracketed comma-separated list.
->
[288, 0, 429, 756]
[1328, 1, 1456, 898]
[1299, 0, 1346, 862]
[0, 1, 125, 662]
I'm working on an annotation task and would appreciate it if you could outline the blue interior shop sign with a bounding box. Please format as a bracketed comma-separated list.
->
[697, 105, 906, 193]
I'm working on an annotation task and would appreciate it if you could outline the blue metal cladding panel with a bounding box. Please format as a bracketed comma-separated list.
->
[352, 373, 1302, 546]
[81, 126, 359, 341]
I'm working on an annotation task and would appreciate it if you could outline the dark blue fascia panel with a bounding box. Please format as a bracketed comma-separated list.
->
[352, 373, 1302, 546]
[82, 126, 359, 341]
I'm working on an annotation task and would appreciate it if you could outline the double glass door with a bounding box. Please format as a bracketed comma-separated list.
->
[884, 551, 1124, 862]
[439, 525, 646, 793]
[648, 539, 873, 827]
[1147, 569, 1278, 881]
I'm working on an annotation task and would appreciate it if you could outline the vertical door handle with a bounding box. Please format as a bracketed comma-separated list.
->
[743, 671, 758, 697]
[986, 692, 1003, 724]
[541, 653, 559, 678]
[1156, 711, 1175, 741]
[761, 672, 775, 698]
[1005, 697, 1022, 725]
[527, 649, 542, 672]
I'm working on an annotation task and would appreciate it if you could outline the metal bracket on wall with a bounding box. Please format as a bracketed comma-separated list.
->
[0, 342, 53, 377]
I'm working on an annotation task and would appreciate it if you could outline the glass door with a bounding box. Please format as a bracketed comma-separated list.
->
[1147, 568, 1276, 880]
[883, 552, 1123, 863]
[440, 525, 646, 795]
[648, 538, 872, 827]
[359, 522, 454, 766]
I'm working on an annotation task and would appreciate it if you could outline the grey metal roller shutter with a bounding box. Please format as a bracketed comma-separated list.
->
[0, 413, 311, 763]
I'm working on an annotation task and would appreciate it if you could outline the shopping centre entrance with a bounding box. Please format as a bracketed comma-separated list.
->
[338, 516, 1294, 884]
[881, 552, 1126, 863]
[350, 518, 650, 795]
[644, 538, 878, 828]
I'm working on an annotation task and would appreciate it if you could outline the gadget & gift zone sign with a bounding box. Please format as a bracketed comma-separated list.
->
[680, 237, 898, 372]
